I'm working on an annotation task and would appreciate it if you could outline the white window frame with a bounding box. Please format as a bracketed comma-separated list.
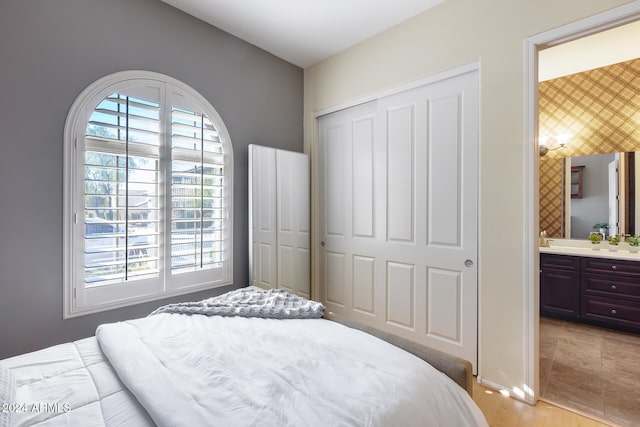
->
[63, 70, 234, 318]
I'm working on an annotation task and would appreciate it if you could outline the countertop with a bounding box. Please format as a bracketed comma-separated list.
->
[540, 245, 640, 260]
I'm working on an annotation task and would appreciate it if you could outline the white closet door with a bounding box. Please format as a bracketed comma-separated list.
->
[318, 101, 377, 312]
[249, 145, 310, 298]
[249, 145, 278, 289]
[277, 150, 310, 298]
[317, 69, 479, 371]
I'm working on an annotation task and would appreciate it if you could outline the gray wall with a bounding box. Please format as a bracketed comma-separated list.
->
[0, 0, 303, 359]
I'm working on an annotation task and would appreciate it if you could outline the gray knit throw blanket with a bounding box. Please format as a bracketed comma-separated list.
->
[149, 287, 325, 319]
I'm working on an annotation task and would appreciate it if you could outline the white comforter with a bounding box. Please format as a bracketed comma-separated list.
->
[96, 315, 487, 427]
[1, 337, 153, 427]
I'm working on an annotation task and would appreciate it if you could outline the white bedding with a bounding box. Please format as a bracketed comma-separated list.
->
[0, 337, 153, 427]
[2, 315, 488, 427]
[96, 315, 487, 427]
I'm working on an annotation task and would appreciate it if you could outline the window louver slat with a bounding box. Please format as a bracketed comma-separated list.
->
[88, 121, 161, 136]
[171, 150, 225, 164]
[172, 122, 219, 137]
[171, 108, 213, 122]
[94, 107, 161, 122]
[101, 95, 161, 110]
[171, 136, 224, 153]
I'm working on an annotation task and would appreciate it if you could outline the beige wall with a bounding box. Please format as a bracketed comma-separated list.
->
[304, 0, 633, 395]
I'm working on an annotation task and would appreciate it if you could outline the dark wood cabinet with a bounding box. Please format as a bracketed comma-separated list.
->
[540, 254, 581, 318]
[581, 257, 640, 331]
[540, 253, 640, 333]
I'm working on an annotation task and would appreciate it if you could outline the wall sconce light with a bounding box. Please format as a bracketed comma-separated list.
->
[539, 133, 571, 156]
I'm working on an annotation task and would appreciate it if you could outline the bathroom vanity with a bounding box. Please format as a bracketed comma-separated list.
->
[540, 246, 640, 333]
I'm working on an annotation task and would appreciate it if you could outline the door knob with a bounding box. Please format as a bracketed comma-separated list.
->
[320, 241, 325, 247]
[465, 259, 474, 267]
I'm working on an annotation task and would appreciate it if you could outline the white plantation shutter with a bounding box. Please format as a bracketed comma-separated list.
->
[84, 93, 161, 286]
[64, 71, 233, 318]
[170, 108, 226, 273]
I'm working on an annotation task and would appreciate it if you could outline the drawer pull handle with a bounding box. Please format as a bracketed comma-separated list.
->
[611, 265, 617, 270]
[611, 285, 617, 290]
[611, 309, 617, 315]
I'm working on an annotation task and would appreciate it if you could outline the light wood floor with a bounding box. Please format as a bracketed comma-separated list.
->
[473, 380, 615, 427]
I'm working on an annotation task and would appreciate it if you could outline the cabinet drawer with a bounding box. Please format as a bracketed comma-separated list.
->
[582, 273, 640, 300]
[582, 257, 640, 277]
[581, 295, 640, 330]
[541, 254, 580, 271]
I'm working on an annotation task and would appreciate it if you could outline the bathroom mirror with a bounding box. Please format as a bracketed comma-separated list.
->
[568, 153, 619, 238]
[541, 151, 639, 240]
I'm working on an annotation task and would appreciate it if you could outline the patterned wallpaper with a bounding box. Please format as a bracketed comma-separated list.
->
[539, 57, 640, 237]
[539, 158, 564, 237]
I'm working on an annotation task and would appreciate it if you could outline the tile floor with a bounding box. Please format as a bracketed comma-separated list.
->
[540, 316, 640, 427]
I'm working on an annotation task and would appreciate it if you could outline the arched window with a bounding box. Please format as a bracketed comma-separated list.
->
[63, 71, 233, 317]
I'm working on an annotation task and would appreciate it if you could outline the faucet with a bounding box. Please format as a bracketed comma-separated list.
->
[539, 230, 549, 247]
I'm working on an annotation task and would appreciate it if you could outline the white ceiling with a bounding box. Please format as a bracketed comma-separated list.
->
[160, 0, 444, 68]
[539, 20, 640, 81]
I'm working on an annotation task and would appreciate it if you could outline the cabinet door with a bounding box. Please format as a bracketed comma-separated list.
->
[540, 268, 580, 318]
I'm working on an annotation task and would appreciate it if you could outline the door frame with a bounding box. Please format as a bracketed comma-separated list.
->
[524, 1, 640, 404]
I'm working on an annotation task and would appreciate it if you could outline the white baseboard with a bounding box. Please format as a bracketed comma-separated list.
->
[477, 377, 536, 405]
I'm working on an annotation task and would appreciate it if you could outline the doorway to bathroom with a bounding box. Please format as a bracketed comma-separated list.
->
[526, 4, 640, 426]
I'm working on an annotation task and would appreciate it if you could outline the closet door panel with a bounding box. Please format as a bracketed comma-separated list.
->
[427, 94, 462, 247]
[353, 255, 375, 316]
[386, 105, 415, 243]
[277, 150, 310, 298]
[249, 145, 277, 289]
[318, 102, 377, 315]
[325, 125, 347, 237]
[386, 261, 415, 329]
[426, 267, 462, 342]
[352, 116, 375, 239]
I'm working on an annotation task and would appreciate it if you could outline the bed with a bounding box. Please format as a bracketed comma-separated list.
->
[0, 288, 487, 427]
